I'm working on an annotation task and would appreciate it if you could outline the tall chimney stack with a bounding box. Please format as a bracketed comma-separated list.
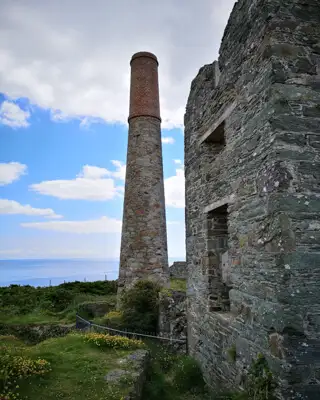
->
[117, 52, 169, 301]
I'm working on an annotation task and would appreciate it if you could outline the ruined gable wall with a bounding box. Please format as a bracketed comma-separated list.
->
[185, 0, 320, 398]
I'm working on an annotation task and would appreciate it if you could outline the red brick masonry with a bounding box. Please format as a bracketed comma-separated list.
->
[128, 52, 161, 122]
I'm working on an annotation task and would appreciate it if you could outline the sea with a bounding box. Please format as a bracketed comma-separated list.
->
[0, 258, 180, 287]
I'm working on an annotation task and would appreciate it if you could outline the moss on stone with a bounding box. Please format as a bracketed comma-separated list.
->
[227, 344, 237, 363]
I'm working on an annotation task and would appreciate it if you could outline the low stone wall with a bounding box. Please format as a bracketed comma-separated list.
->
[105, 349, 150, 400]
[77, 300, 115, 318]
[158, 290, 187, 352]
[0, 323, 75, 344]
[169, 261, 187, 279]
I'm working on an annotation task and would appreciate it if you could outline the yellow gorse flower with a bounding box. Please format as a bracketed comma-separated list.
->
[0, 352, 51, 399]
[84, 332, 144, 350]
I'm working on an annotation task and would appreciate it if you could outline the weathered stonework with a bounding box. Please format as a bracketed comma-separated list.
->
[159, 290, 187, 352]
[169, 261, 187, 279]
[185, 1, 320, 399]
[118, 52, 169, 301]
[105, 350, 150, 400]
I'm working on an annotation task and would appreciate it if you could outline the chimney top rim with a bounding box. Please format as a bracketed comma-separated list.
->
[130, 52, 158, 65]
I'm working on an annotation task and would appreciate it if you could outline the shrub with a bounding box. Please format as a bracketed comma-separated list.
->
[103, 311, 124, 329]
[0, 345, 51, 399]
[171, 356, 205, 393]
[120, 280, 160, 333]
[244, 354, 277, 400]
[43, 288, 74, 311]
[84, 332, 145, 350]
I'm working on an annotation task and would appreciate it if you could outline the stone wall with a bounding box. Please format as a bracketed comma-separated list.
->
[158, 290, 187, 352]
[169, 261, 187, 279]
[105, 349, 150, 400]
[184, 0, 320, 399]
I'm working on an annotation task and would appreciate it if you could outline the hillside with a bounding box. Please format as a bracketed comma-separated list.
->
[0, 280, 117, 325]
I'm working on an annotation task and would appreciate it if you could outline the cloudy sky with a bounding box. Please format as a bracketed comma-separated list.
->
[0, 0, 235, 261]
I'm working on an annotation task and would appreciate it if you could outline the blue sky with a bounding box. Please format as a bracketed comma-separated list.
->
[0, 95, 185, 259]
[0, 0, 235, 261]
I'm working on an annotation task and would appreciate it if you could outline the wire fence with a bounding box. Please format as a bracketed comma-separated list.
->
[75, 313, 187, 350]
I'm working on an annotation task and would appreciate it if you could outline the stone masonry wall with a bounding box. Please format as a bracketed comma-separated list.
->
[185, 1, 320, 399]
[159, 290, 187, 352]
[119, 116, 169, 295]
[169, 261, 187, 279]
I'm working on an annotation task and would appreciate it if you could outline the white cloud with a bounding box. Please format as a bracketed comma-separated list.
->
[162, 136, 175, 144]
[0, 100, 30, 128]
[109, 160, 126, 181]
[78, 165, 110, 180]
[0, 0, 235, 129]
[0, 199, 62, 219]
[21, 216, 122, 234]
[0, 162, 27, 185]
[30, 162, 125, 200]
[164, 166, 185, 208]
[173, 159, 182, 165]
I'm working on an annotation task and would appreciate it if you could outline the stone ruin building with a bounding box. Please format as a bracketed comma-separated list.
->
[185, 0, 320, 398]
[169, 261, 187, 279]
[118, 52, 169, 301]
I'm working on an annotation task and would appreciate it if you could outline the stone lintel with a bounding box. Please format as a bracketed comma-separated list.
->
[203, 195, 235, 214]
[199, 102, 237, 145]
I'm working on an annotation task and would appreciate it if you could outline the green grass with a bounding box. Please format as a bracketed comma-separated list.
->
[0, 311, 64, 325]
[1, 333, 134, 400]
[170, 278, 187, 292]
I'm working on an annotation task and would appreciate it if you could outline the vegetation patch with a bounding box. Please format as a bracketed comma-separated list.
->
[213, 354, 277, 400]
[142, 341, 208, 400]
[244, 354, 277, 400]
[0, 281, 117, 325]
[96, 310, 124, 329]
[0, 335, 51, 400]
[227, 344, 237, 363]
[120, 280, 160, 333]
[84, 332, 145, 350]
[170, 278, 187, 292]
[0, 333, 136, 400]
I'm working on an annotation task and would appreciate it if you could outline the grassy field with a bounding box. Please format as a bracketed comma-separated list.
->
[0, 333, 136, 400]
